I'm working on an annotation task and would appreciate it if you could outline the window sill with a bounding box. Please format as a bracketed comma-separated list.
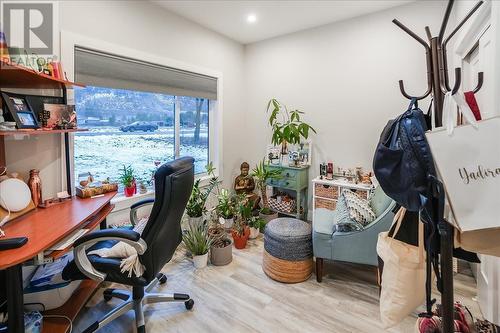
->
[109, 174, 219, 213]
[111, 190, 155, 213]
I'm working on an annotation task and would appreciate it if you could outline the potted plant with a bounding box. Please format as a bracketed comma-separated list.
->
[182, 221, 212, 269]
[231, 195, 252, 249]
[248, 216, 265, 239]
[216, 188, 234, 229]
[251, 159, 281, 223]
[185, 164, 219, 226]
[207, 210, 233, 266]
[119, 165, 136, 197]
[267, 98, 316, 156]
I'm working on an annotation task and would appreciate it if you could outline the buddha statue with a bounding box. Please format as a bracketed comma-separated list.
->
[234, 162, 260, 209]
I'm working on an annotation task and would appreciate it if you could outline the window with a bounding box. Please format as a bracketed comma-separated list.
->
[72, 47, 217, 190]
[74, 87, 210, 187]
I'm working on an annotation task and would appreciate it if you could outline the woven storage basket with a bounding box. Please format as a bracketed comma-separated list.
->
[314, 184, 338, 199]
[314, 198, 336, 211]
[269, 197, 296, 213]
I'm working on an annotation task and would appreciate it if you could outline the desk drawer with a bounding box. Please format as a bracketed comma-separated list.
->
[314, 184, 339, 199]
[315, 198, 336, 211]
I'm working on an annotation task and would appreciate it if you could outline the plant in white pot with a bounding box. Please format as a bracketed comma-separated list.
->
[248, 216, 265, 239]
[216, 189, 234, 230]
[207, 210, 233, 266]
[182, 221, 212, 269]
[185, 164, 219, 226]
[251, 159, 281, 223]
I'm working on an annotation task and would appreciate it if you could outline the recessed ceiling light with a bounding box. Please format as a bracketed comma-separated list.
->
[247, 14, 257, 23]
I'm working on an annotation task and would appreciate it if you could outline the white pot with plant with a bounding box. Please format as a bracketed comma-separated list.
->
[216, 189, 234, 230]
[248, 216, 265, 239]
[267, 98, 316, 158]
[185, 164, 219, 226]
[183, 222, 212, 269]
[251, 159, 281, 223]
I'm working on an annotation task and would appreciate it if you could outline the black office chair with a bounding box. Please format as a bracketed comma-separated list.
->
[63, 157, 195, 333]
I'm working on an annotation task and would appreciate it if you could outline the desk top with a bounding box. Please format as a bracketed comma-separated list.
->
[0, 192, 115, 269]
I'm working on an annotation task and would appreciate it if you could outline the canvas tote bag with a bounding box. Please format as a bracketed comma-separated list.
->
[377, 207, 426, 328]
[425, 92, 500, 232]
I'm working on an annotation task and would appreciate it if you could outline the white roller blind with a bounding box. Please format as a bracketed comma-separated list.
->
[75, 47, 217, 100]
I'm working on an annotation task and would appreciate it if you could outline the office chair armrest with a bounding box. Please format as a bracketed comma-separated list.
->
[130, 198, 155, 226]
[73, 229, 147, 282]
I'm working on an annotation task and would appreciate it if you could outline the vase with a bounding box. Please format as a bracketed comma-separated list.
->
[193, 253, 208, 269]
[223, 217, 234, 230]
[27, 169, 42, 207]
[232, 227, 250, 249]
[188, 216, 204, 227]
[259, 210, 278, 224]
[249, 227, 260, 239]
[210, 240, 233, 266]
[124, 185, 135, 197]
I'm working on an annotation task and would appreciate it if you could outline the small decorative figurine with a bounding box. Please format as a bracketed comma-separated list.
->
[234, 162, 260, 208]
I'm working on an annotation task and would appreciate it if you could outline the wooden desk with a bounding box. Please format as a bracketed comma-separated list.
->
[0, 192, 116, 333]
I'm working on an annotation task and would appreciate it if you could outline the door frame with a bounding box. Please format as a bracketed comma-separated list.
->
[451, 0, 500, 325]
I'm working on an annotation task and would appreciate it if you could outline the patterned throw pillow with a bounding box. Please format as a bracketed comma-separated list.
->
[342, 189, 376, 227]
[333, 193, 364, 233]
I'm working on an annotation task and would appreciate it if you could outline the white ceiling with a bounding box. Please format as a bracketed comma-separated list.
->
[154, 1, 413, 44]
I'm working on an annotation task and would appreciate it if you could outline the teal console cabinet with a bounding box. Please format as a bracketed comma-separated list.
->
[265, 165, 309, 220]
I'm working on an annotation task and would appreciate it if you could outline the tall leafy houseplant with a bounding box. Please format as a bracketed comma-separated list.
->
[267, 98, 316, 155]
[119, 165, 136, 197]
[251, 159, 281, 212]
[185, 163, 218, 220]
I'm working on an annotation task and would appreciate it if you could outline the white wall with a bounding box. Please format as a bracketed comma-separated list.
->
[244, 1, 446, 186]
[4, 0, 246, 201]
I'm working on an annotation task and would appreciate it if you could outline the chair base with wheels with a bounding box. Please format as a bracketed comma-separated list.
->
[62, 157, 197, 333]
[83, 273, 193, 333]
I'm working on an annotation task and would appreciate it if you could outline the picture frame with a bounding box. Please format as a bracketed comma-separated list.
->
[1, 92, 40, 129]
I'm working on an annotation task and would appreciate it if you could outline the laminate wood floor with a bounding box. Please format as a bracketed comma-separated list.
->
[74, 237, 481, 333]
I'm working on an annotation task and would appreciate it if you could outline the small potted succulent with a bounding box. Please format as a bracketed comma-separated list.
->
[119, 165, 136, 197]
[216, 189, 234, 230]
[248, 216, 265, 239]
[251, 159, 281, 223]
[207, 210, 233, 266]
[231, 195, 252, 249]
[182, 221, 212, 269]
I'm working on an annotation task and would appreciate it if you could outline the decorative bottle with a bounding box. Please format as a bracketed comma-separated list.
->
[28, 169, 42, 207]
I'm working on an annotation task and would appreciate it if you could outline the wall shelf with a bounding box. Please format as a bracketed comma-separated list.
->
[0, 128, 88, 137]
[0, 59, 84, 89]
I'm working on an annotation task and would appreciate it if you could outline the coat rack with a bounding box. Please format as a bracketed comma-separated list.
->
[392, 1, 484, 332]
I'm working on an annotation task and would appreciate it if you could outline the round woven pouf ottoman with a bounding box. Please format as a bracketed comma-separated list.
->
[262, 217, 313, 283]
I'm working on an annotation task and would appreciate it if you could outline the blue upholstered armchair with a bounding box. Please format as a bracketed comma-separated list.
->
[313, 186, 396, 282]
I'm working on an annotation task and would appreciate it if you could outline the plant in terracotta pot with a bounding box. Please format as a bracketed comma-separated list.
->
[267, 98, 316, 156]
[251, 159, 281, 223]
[207, 210, 233, 266]
[119, 165, 136, 197]
[216, 188, 234, 230]
[231, 194, 252, 249]
[182, 220, 212, 269]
